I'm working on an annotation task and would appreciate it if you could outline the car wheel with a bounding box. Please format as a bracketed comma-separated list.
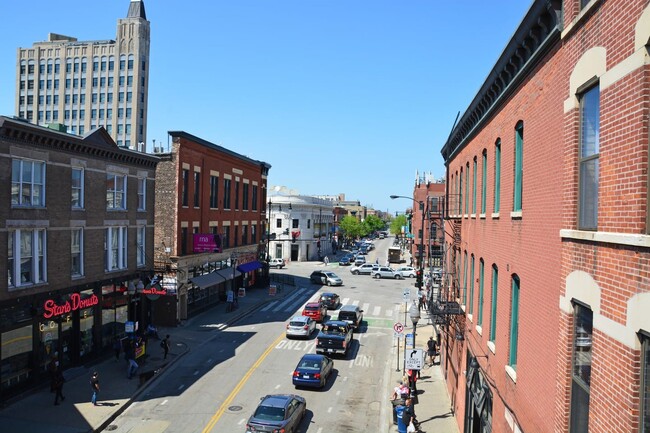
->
[327, 281, 332, 286]
[374, 274, 379, 279]
[353, 270, 360, 275]
[396, 275, 402, 279]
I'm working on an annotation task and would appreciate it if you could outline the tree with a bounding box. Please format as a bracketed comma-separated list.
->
[390, 214, 407, 237]
[364, 215, 384, 233]
[339, 216, 363, 241]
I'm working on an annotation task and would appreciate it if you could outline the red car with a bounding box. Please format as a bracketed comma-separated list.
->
[302, 302, 328, 323]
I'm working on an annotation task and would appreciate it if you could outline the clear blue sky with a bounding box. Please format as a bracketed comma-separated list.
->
[0, 0, 532, 215]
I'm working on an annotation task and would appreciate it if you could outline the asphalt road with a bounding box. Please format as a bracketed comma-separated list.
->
[104, 237, 419, 433]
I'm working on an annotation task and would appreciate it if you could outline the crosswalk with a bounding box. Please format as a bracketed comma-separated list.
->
[259, 287, 395, 319]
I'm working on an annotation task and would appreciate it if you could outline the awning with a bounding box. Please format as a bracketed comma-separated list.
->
[189, 268, 242, 289]
[237, 260, 263, 273]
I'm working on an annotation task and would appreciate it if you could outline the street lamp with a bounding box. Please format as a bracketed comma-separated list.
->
[390, 195, 426, 287]
[409, 301, 420, 349]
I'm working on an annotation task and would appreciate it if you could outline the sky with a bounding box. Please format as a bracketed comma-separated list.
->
[0, 0, 533, 215]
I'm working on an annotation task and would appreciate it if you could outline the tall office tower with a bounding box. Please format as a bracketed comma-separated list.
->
[15, 0, 150, 151]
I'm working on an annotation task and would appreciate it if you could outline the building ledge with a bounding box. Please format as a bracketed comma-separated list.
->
[505, 365, 517, 383]
[487, 340, 496, 354]
[491, 213, 499, 219]
[560, 229, 650, 248]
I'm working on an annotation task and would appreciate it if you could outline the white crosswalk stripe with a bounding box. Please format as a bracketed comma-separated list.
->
[260, 288, 308, 312]
[262, 291, 396, 319]
[373, 306, 381, 316]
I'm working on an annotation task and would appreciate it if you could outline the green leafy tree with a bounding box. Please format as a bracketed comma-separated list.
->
[364, 215, 384, 233]
[390, 214, 407, 236]
[339, 216, 363, 241]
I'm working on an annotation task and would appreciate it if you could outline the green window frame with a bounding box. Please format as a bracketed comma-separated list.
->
[478, 259, 485, 326]
[481, 150, 487, 215]
[459, 169, 463, 216]
[514, 123, 523, 212]
[472, 157, 477, 214]
[489, 265, 498, 342]
[465, 162, 470, 214]
[494, 139, 501, 213]
[469, 255, 475, 314]
[509, 275, 520, 370]
[463, 251, 468, 305]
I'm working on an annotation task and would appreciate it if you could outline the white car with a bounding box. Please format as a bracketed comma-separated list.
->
[354, 256, 366, 266]
[269, 258, 285, 269]
[350, 263, 378, 275]
[371, 266, 401, 279]
[395, 266, 417, 278]
[286, 316, 317, 339]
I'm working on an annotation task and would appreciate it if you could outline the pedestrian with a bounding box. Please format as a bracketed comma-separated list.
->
[407, 368, 418, 396]
[53, 368, 65, 405]
[403, 398, 419, 432]
[375, 258, 379, 265]
[47, 356, 58, 392]
[391, 380, 410, 401]
[113, 336, 121, 361]
[90, 371, 100, 406]
[427, 336, 438, 366]
[161, 334, 170, 359]
[127, 357, 139, 379]
[418, 289, 427, 311]
[324, 256, 329, 265]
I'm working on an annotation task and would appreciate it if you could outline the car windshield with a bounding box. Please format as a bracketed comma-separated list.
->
[253, 405, 285, 421]
[324, 272, 337, 278]
[290, 320, 306, 326]
[305, 305, 319, 311]
[299, 359, 322, 369]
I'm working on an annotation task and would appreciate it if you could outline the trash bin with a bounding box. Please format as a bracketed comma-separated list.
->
[391, 399, 404, 425]
[395, 404, 407, 433]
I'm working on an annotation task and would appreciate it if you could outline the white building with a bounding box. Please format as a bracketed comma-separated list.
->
[267, 195, 334, 262]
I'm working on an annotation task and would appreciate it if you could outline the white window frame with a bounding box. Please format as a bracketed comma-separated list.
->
[106, 173, 127, 210]
[12, 159, 46, 207]
[71, 167, 84, 209]
[105, 227, 127, 271]
[8, 229, 47, 289]
[136, 226, 146, 267]
[71, 228, 84, 277]
[137, 177, 146, 211]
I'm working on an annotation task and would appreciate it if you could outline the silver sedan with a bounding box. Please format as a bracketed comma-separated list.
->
[286, 316, 317, 339]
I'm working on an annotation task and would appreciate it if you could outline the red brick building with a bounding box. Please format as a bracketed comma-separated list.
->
[410, 174, 446, 271]
[439, 1, 650, 432]
[154, 131, 270, 322]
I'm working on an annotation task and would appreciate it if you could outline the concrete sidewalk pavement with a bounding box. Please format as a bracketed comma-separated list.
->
[0, 283, 295, 433]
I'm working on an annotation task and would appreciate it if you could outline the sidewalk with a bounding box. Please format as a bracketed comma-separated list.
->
[387, 307, 459, 433]
[0, 284, 291, 433]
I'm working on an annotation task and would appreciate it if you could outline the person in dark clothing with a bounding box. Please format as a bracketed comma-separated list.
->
[427, 336, 438, 366]
[161, 334, 170, 359]
[90, 371, 100, 406]
[113, 337, 121, 361]
[403, 398, 420, 431]
[53, 368, 65, 405]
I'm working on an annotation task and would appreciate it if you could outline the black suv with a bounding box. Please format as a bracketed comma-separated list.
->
[337, 305, 364, 331]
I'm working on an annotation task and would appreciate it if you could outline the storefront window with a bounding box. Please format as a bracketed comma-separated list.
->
[101, 284, 129, 348]
[79, 289, 95, 359]
[1, 325, 33, 391]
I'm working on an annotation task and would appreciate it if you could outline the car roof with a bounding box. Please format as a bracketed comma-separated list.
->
[290, 315, 309, 322]
[304, 302, 321, 307]
[260, 394, 293, 408]
[299, 353, 326, 362]
[339, 305, 359, 312]
[320, 292, 337, 297]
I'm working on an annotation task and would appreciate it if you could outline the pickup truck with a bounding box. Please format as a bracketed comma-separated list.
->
[315, 320, 353, 357]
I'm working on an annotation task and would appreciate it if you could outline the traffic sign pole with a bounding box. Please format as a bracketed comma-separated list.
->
[394, 322, 404, 372]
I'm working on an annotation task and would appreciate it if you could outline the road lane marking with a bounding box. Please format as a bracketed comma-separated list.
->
[327, 407, 332, 413]
[202, 332, 286, 433]
[373, 306, 381, 316]
[160, 399, 168, 406]
[341, 297, 350, 305]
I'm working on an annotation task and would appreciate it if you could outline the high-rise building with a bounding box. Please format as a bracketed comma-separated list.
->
[15, 0, 150, 151]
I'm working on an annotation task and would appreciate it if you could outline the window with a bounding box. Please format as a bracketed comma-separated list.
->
[478, 259, 485, 326]
[71, 228, 83, 277]
[570, 302, 592, 432]
[223, 226, 230, 249]
[234, 226, 239, 247]
[241, 225, 248, 245]
[465, 162, 470, 214]
[252, 185, 258, 211]
[640, 332, 650, 433]
[193, 172, 200, 207]
[235, 181, 240, 210]
[494, 140, 501, 213]
[458, 168, 463, 215]
[7, 229, 47, 288]
[209, 175, 219, 208]
[462, 251, 468, 305]
[509, 275, 520, 370]
[292, 219, 299, 229]
[181, 169, 189, 207]
[128, 58, 134, 70]
[136, 226, 145, 267]
[251, 224, 257, 243]
[180, 227, 188, 255]
[578, 86, 600, 230]
[472, 157, 477, 214]
[106, 173, 127, 210]
[243, 183, 250, 210]
[489, 265, 498, 342]
[12, 159, 46, 207]
[481, 150, 487, 214]
[469, 255, 475, 314]
[137, 177, 146, 210]
[126, 92, 132, 102]
[127, 75, 133, 86]
[105, 227, 127, 271]
[223, 179, 231, 209]
[514, 122, 523, 212]
[276, 218, 282, 228]
[71, 167, 84, 209]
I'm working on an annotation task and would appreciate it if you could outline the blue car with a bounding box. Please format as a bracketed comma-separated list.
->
[292, 354, 334, 389]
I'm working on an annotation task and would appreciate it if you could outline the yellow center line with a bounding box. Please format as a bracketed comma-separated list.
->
[202, 332, 286, 433]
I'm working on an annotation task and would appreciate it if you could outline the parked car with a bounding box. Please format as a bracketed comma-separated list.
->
[245, 394, 306, 433]
[337, 305, 364, 331]
[350, 263, 378, 275]
[395, 266, 417, 278]
[310, 271, 343, 286]
[359, 246, 369, 255]
[354, 256, 366, 266]
[286, 316, 317, 339]
[302, 302, 328, 323]
[339, 255, 353, 266]
[269, 258, 286, 269]
[316, 320, 353, 356]
[371, 266, 401, 279]
[292, 354, 334, 389]
[319, 292, 341, 310]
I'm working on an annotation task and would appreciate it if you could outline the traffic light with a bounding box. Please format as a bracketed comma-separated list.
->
[415, 270, 423, 288]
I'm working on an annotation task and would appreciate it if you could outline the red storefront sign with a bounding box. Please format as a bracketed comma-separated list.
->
[142, 287, 166, 296]
[43, 293, 99, 318]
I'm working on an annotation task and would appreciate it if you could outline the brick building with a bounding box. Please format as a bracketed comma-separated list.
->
[438, 1, 650, 432]
[153, 131, 270, 322]
[409, 173, 445, 271]
[0, 117, 158, 402]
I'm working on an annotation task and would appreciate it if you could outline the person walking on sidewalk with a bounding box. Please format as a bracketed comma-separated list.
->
[427, 336, 438, 366]
[90, 371, 100, 406]
[127, 356, 139, 379]
[161, 334, 170, 359]
[113, 336, 121, 361]
[53, 368, 65, 405]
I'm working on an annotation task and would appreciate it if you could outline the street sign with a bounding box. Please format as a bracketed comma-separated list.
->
[406, 333, 413, 346]
[403, 288, 410, 302]
[405, 348, 425, 370]
[393, 322, 404, 334]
